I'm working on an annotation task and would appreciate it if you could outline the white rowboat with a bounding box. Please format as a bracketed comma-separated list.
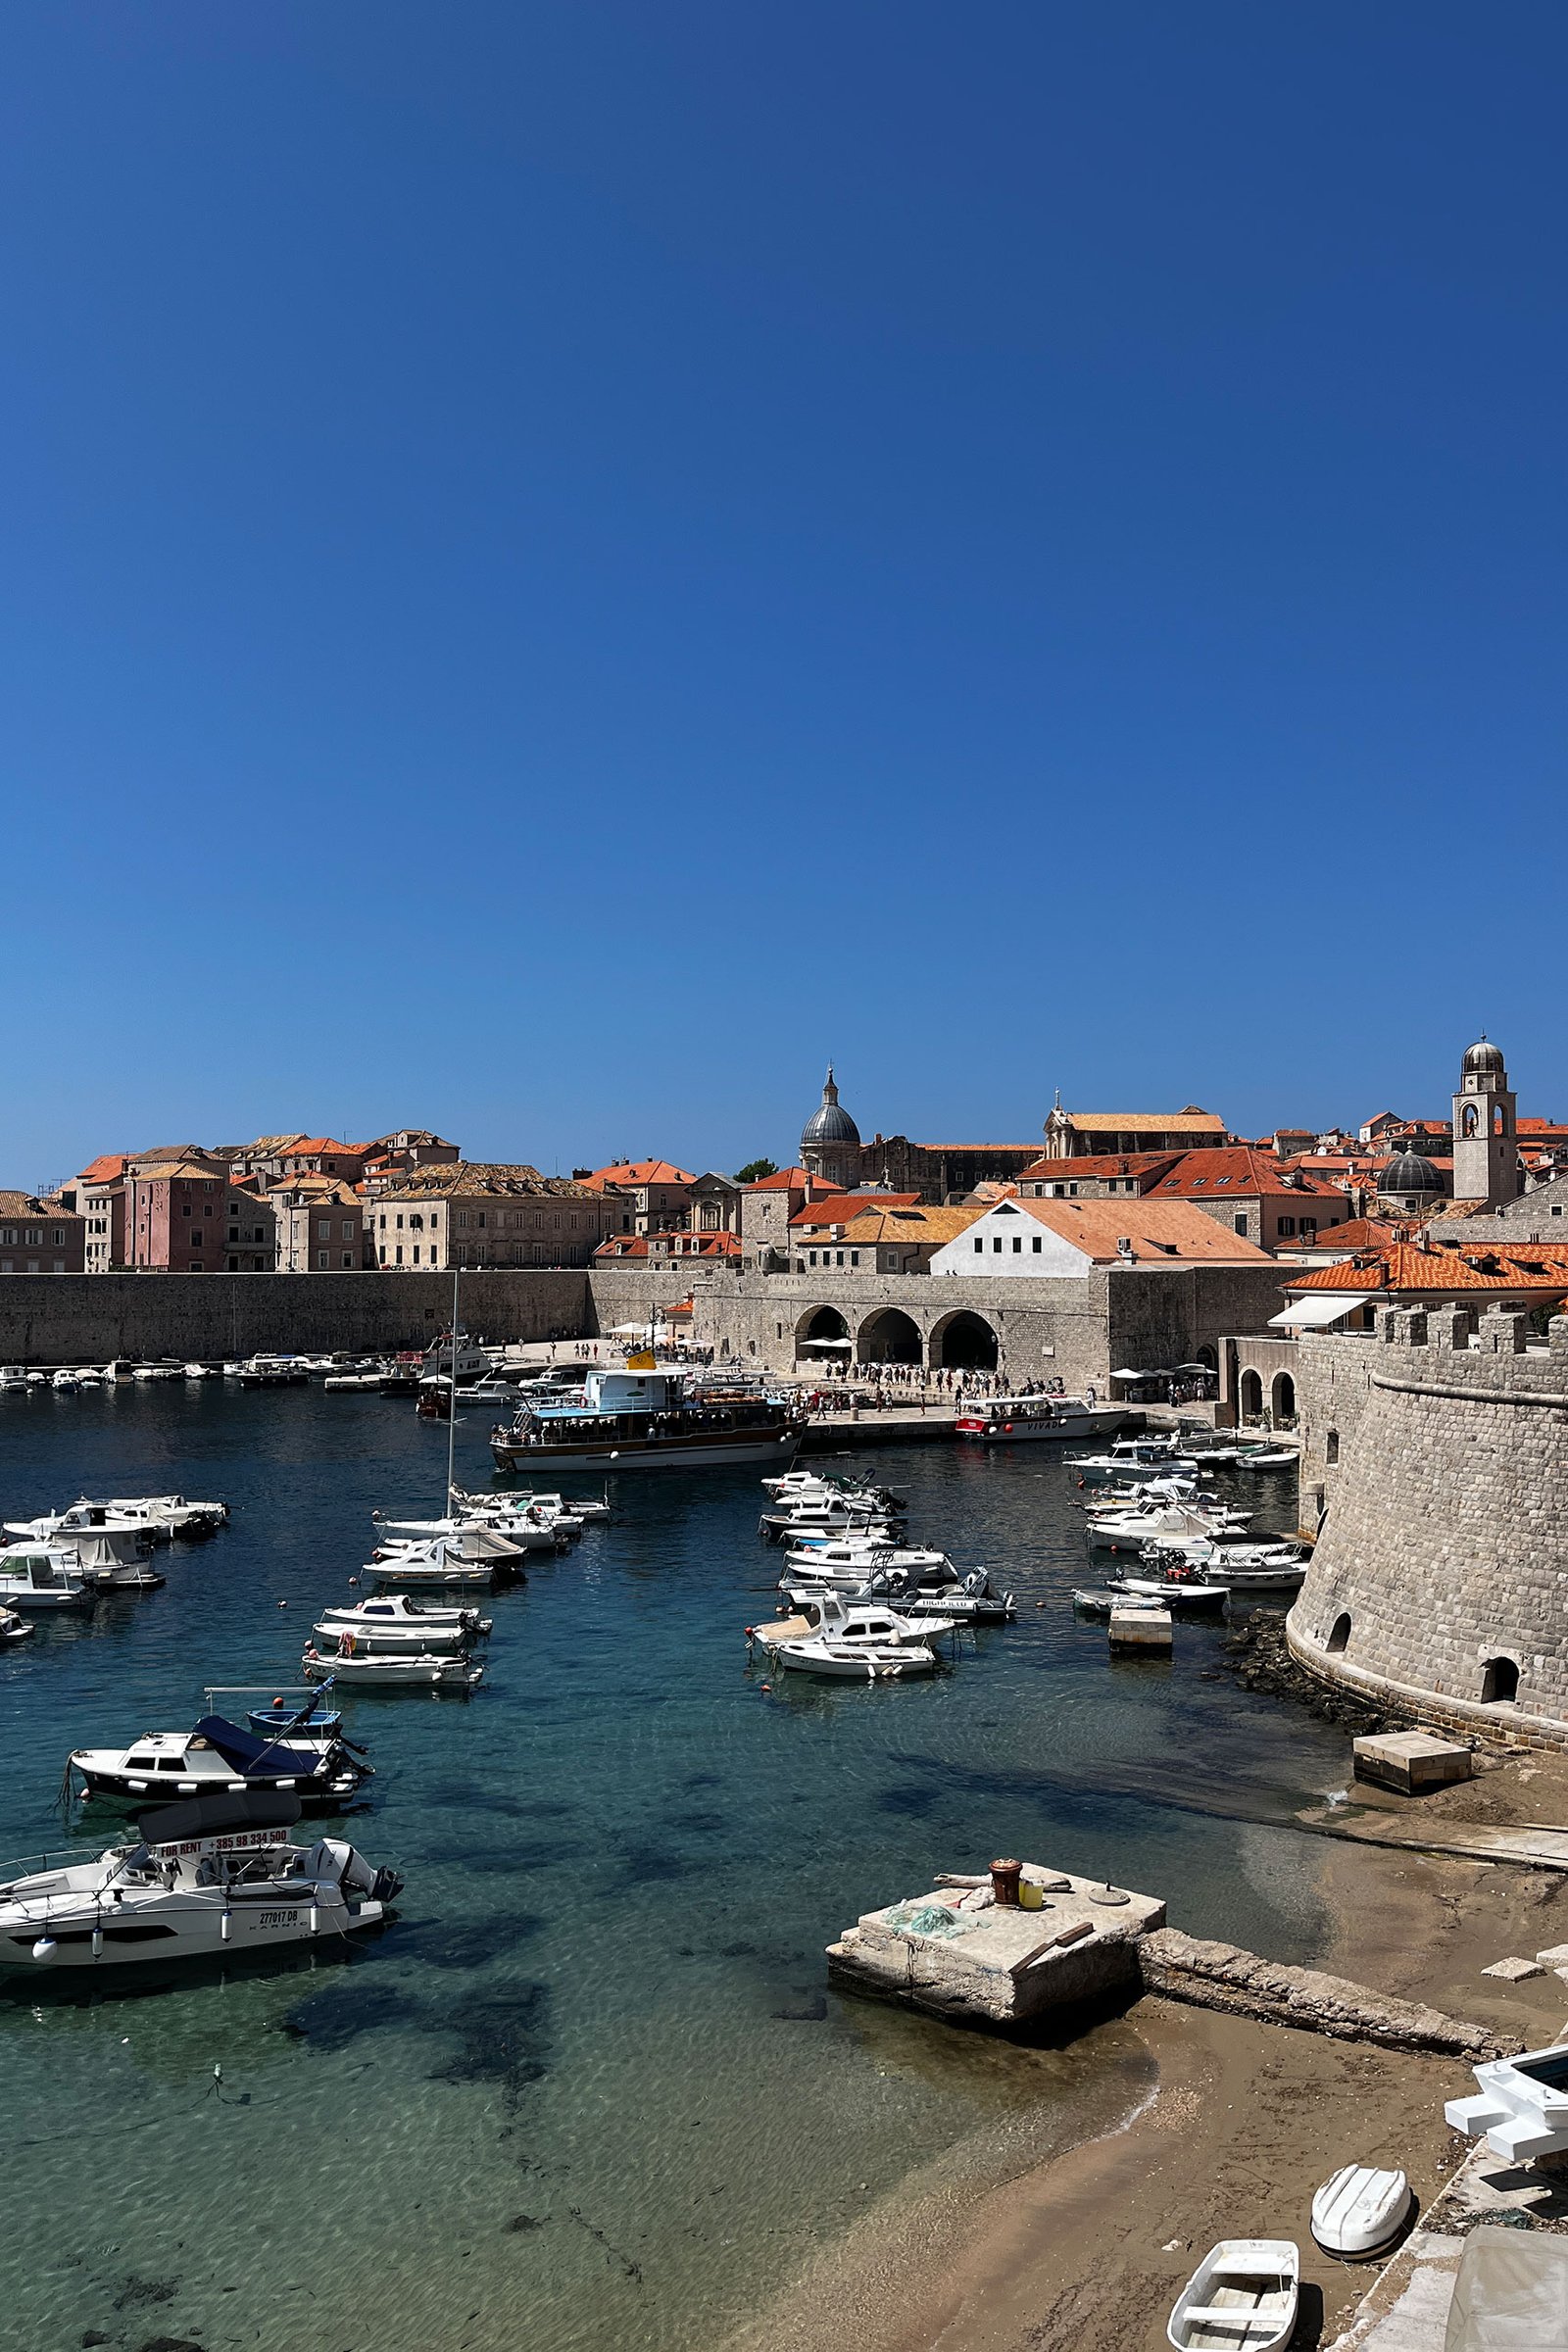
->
[1310, 2166, 1411, 2260]
[1166, 2240, 1298, 2352]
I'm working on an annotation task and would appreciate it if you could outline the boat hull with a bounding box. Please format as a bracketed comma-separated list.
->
[0, 1891, 386, 1971]
[956, 1407, 1126, 1443]
[491, 1428, 801, 1471]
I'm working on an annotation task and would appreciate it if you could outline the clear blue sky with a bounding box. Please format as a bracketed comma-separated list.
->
[6, 5, 1565, 1185]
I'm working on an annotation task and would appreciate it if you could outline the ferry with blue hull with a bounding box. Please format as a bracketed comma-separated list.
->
[490, 1364, 804, 1473]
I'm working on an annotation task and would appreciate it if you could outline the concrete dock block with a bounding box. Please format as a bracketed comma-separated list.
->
[1535, 1941, 1568, 1967]
[1109, 1606, 1171, 1651]
[1352, 1730, 1473, 1794]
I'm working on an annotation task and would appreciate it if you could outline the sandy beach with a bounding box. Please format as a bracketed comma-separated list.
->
[723, 1756, 1568, 2352]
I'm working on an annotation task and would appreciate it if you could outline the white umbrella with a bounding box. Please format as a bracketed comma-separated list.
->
[1109, 1367, 1149, 1380]
[804, 1337, 854, 1349]
[609, 1321, 656, 1336]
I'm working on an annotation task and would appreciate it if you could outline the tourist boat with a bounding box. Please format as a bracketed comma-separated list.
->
[70, 1712, 371, 1809]
[1166, 2240, 1299, 2352]
[1, 1606, 32, 1642]
[772, 1635, 940, 1681]
[302, 1640, 483, 1691]
[0, 1791, 401, 1973]
[955, 1394, 1126, 1444]
[1310, 2166, 1411, 2260]
[0, 1548, 96, 1611]
[490, 1363, 804, 1473]
[316, 1592, 491, 1641]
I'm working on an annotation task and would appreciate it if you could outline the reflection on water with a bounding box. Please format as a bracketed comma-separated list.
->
[0, 1389, 1337, 2350]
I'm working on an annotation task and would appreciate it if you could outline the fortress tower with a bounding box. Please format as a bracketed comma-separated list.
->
[1452, 1035, 1520, 1208]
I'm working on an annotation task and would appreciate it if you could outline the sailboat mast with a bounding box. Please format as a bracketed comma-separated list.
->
[446, 1261, 460, 1510]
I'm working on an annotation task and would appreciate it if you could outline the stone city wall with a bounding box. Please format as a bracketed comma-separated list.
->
[1287, 1306, 1568, 1748]
[0, 1271, 591, 1364]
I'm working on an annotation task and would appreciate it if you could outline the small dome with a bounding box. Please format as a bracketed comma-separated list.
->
[1380, 1151, 1443, 1197]
[1462, 1035, 1505, 1075]
[802, 1066, 860, 1149]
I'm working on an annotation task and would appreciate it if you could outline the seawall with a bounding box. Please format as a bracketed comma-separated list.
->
[1287, 1304, 1568, 1749]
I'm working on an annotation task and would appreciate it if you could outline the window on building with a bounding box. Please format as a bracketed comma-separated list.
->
[52, 1228, 64, 1244]
[395, 1246, 404, 1264]
[1278, 1216, 1296, 1237]
[318, 1219, 331, 1241]
[53, 1259, 64, 1273]
[850, 1250, 859, 1266]
[1011, 1236, 1022, 1252]
[413, 1245, 421, 1264]
[341, 1251, 354, 1268]
[973, 1237, 983, 1252]
[316, 1250, 328, 1269]
[379, 1246, 386, 1264]
[1234, 1214, 1248, 1235]
[1032, 1236, 1042, 1252]
[477, 1212, 486, 1228]
[1326, 1428, 1339, 1464]
[993, 1237, 1003, 1251]
[396, 1213, 405, 1229]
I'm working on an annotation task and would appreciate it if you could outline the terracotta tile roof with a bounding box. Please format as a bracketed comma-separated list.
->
[789, 1192, 922, 1231]
[1004, 1198, 1275, 1264]
[77, 1152, 131, 1186]
[1287, 1241, 1568, 1295]
[1147, 1147, 1349, 1199]
[126, 1157, 227, 1184]
[1293, 1216, 1401, 1251]
[743, 1166, 832, 1192]
[586, 1160, 696, 1189]
[374, 1162, 597, 1200]
[593, 1234, 648, 1258]
[834, 1206, 986, 1246]
[1016, 1152, 1181, 1183]
[1060, 1110, 1226, 1137]
[0, 1190, 76, 1219]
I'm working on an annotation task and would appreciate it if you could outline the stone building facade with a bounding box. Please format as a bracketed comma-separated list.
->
[1287, 1305, 1568, 1747]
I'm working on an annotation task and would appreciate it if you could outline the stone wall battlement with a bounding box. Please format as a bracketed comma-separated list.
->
[1287, 1306, 1568, 1750]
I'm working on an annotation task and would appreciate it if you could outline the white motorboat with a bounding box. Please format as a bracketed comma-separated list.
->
[303, 1641, 482, 1691]
[0, 1547, 96, 1611]
[183, 1361, 219, 1380]
[311, 1613, 469, 1657]
[1, 1606, 32, 1642]
[371, 1516, 542, 1560]
[453, 1491, 587, 1537]
[856, 1564, 1018, 1623]
[110, 1493, 228, 1537]
[1142, 1539, 1307, 1592]
[64, 1523, 167, 1592]
[0, 1791, 401, 1972]
[1072, 1588, 1163, 1618]
[1310, 2165, 1411, 2259]
[132, 1360, 185, 1383]
[364, 1544, 511, 1591]
[1446, 2037, 1568, 2161]
[783, 1541, 952, 1583]
[70, 1712, 372, 1809]
[1104, 1572, 1229, 1611]
[1085, 1502, 1250, 1552]
[1235, 1446, 1297, 1469]
[0, 1366, 28, 1393]
[752, 1592, 956, 1651]
[316, 1592, 491, 1640]
[1071, 1440, 1204, 1482]
[773, 1635, 939, 1681]
[1166, 2240, 1299, 2352]
[51, 1369, 79, 1391]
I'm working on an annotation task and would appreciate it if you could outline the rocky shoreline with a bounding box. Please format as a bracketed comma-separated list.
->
[1211, 1609, 1420, 1736]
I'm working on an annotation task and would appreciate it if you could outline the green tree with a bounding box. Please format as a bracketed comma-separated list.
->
[734, 1158, 778, 1184]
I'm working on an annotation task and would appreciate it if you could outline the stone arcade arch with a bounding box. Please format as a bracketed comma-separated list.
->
[796, 1304, 850, 1359]
[1270, 1370, 1297, 1427]
[857, 1306, 922, 1364]
[928, 1308, 1000, 1371]
[1239, 1368, 1264, 1422]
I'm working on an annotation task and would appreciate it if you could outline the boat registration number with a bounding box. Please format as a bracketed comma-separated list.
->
[258, 1910, 301, 1929]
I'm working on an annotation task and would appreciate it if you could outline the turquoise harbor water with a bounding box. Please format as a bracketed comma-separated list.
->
[0, 1390, 1344, 2352]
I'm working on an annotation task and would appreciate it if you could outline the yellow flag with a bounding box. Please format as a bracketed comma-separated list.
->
[624, 1349, 657, 1370]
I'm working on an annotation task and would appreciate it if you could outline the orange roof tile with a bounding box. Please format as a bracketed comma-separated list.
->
[1147, 1147, 1349, 1200]
[1004, 1198, 1276, 1264]
[77, 1152, 132, 1186]
[587, 1160, 696, 1189]
[1287, 1241, 1568, 1295]
[789, 1192, 922, 1231]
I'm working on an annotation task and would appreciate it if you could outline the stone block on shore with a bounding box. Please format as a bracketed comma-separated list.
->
[1109, 1606, 1171, 1651]
[1480, 1956, 1544, 1982]
[826, 1865, 1165, 2028]
[1353, 1730, 1473, 1794]
[1139, 1929, 1507, 2058]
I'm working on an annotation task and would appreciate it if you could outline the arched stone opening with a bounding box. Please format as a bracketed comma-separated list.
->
[1196, 1344, 1218, 1371]
[1481, 1655, 1520, 1705]
[1460, 1104, 1479, 1138]
[928, 1309, 1000, 1370]
[1326, 1612, 1351, 1655]
[858, 1306, 922, 1364]
[796, 1304, 850, 1360]
[1271, 1371, 1297, 1428]
[1239, 1368, 1264, 1422]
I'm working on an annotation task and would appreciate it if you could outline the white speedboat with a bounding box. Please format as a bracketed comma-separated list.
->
[1071, 1438, 1204, 1482]
[302, 1642, 482, 1691]
[70, 1713, 371, 1809]
[371, 1517, 541, 1560]
[51, 1369, 80, 1392]
[131, 1360, 185, 1383]
[311, 1614, 470, 1657]
[0, 1791, 400, 1972]
[183, 1362, 219, 1380]
[783, 1541, 952, 1583]
[0, 1547, 96, 1611]
[1085, 1502, 1250, 1551]
[773, 1636, 939, 1681]
[316, 1592, 491, 1640]
[753, 1592, 956, 1651]
[854, 1564, 1018, 1623]
[0, 1606, 32, 1642]
[1310, 2166, 1411, 2260]
[1166, 2240, 1299, 2352]
[1142, 1539, 1307, 1592]
[109, 1493, 228, 1538]
[363, 1544, 510, 1592]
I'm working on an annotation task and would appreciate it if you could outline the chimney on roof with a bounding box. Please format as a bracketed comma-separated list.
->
[1115, 1236, 1135, 1259]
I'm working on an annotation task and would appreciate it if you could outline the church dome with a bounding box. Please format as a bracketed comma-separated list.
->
[1462, 1036, 1505, 1076]
[802, 1067, 860, 1149]
[1380, 1151, 1444, 1197]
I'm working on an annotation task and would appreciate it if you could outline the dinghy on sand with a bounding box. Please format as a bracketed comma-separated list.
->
[1310, 2166, 1411, 2260]
[1167, 2240, 1298, 2352]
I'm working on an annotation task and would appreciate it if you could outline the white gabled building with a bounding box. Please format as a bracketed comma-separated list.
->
[928, 1196, 1277, 1278]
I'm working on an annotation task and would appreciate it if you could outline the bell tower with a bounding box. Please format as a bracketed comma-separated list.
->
[1452, 1036, 1519, 1207]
